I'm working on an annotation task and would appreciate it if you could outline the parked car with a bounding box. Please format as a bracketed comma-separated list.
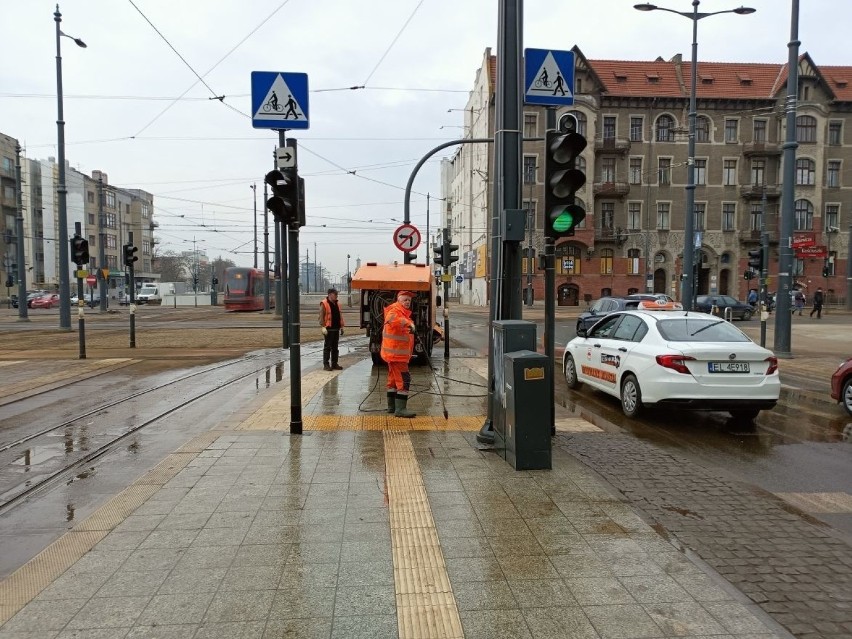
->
[576, 297, 643, 333]
[625, 293, 675, 304]
[31, 293, 61, 309]
[562, 303, 780, 421]
[694, 295, 754, 321]
[830, 358, 852, 415]
[10, 294, 18, 309]
[26, 290, 48, 308]
[70, 292, 101, 308]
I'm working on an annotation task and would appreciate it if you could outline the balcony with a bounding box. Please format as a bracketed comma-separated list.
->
[592, 181, 630, 198]
[740, 184, 781, 199]
[593, 137, 631, 155]
[743, 141, 782, 156]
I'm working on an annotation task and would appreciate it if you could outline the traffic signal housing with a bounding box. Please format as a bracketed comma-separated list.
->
[544, 118, 587, 239]
[434, 239, 459, 269]
[265, 169, 299, 225]
[747, 247, 763, 271]
[71, 235, 90, 266]
[822, 265, 830, 278]
[123, 243, 138, 268]
[743, 270, 754, 281]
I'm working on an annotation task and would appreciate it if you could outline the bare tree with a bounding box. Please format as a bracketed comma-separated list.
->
[210, 256, 236, 292]
[152, 250, 191, 282]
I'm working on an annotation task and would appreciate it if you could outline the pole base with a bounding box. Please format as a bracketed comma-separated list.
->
[476, 419, 494, 445]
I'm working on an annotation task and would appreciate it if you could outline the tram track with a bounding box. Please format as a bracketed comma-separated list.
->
[0, 351, 290, 516]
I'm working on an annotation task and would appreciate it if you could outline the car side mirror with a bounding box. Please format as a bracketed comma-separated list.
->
[577, 327, 588, 338]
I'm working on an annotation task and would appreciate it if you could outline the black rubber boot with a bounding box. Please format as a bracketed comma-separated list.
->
[386, 391, 397, 414]
[394, 395, 416, 418]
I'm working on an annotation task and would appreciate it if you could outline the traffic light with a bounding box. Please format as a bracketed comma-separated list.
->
[822, 265, 830, 278]
[265, 168, 299, 225]
[747, 247, 763, 270]
[433, 243, 445, 268]
[4, 275, 12, 288]
[123, 243, 138, 267]
[71, 235, 90, 266]
[743, 270, 754, 280]
[544, 115, 587, 239]
[433, 240, 459, 269]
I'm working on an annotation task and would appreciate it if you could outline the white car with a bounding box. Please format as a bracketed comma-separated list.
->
[562, 304, 780, 421]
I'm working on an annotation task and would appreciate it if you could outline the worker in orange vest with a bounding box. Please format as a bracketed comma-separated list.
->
[381, 290, 416, 417]
[319, 288, 344, 370]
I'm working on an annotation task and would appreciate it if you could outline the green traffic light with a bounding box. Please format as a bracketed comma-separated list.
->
[552, 211, 574, 233]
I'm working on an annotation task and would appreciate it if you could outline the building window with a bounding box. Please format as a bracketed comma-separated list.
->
[750, 204, 763, 231]
[794, 199, 814, 230]
[88, 213, 95, 225]
[555, 244, 581, 275]
[629, 158, 642, 185]
[796, 158, 815, 185]
[523, 156, 537, 184]
[105, 213, 117, 228]
[601, 158, 616, 183]
[796, 115, 817, 142]
[600, 202, 615, 231]
[570, 111, 587, 136]
[107, 254, 118, 269]
[627, 248, 641, 274]
[695, 116, 710, 142]
[694, 203, 706, 232]
[723, 159, 737, 186]
[600, 248, 614, 275]
[658, 158, 671, 185]
[141, 203, 150, 218]
[106, 234, 117, 249]
[753, 119, 767, 142]
[793, 257, 804, 276]
[724, 119, 738, 142]
[694, 159, 707, 185]
[87, 191, 95, 204]
[722, 203, 736, 231]
[143, 240, 151, 255]
[3, 186, 13, 200]
[657, 202, 670, 230]
[524, 113, 537, 138]
[825, 204, 839, 230]
[629, 117, 643, 142]
[1, 157, 12, 172]
[628, 203, 642, 231]
[106, 191, 116, 208]
[88, 234, 95, 247]
[603, 116, 616, 140]
[827, 160, 840, 187]
[828, 121, 842, 146]
[751, 159, 766, 185]
[656, 115, 675, 142]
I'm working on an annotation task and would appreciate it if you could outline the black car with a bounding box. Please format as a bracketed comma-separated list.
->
[576, 297, 642, 333]
[694, 295, 754, 321]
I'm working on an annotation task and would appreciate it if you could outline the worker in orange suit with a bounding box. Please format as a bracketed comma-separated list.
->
[380, 290, 416, 417]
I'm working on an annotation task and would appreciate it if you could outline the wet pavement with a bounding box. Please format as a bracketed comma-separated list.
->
[0, 349, 806, 639]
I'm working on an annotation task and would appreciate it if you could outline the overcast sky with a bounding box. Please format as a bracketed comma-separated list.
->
[1, 0, 846, 281]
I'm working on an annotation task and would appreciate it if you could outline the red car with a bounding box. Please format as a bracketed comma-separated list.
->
[31, 294, 60, 309]
[830, 358, 852, 415]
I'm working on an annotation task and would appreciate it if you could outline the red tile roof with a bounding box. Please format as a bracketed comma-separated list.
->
[821, 65, 852, 101]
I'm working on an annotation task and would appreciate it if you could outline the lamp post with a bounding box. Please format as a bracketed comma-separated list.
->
[250, 183, 257, 269]
[54, 4, 86, 330]
[634, 1, 754, 309]
[346, 253, 351, 307]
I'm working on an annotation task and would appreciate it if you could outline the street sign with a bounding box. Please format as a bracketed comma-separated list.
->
[276, 146, 296, 169]
[792, 232, 816, 249]
[251, 71, 310, 130]
[393, 224, 421, 252]
[85, 275, 97, 286]
[795, 245, 827, 258]
[524, 48, 575, 106]
[101, 267, 110, 280]
[455, 275, 463, 283]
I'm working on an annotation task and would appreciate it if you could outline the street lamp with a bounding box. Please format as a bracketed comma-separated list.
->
[346, 253, 351, 307]
[634, 1, 754, 309]
[54, 4, 86, 329]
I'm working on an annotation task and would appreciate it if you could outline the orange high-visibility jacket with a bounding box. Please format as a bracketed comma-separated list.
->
[380, 301, 415, 363]
[319, 298, 345, 328]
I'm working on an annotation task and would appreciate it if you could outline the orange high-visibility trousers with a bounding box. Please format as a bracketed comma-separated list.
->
[386, 361, 411, 393]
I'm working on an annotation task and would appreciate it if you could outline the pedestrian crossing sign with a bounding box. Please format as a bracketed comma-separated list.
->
[251, 71, 310, 130]
[524, 49, 575, 106]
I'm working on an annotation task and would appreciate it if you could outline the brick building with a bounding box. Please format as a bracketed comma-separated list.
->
[442, 48, 850, 306]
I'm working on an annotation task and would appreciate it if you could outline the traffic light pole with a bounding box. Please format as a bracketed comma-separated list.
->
[759, 189, 769, 348]
[128, 231, 136, 348]
[14, 144, 28, 321]
[443, 227, 451, 359]
[286, 137, 302, 435]
[544, 107, 556, 436]
[74, 222, 86, 359]
[278, 133, 289, 347]
[97, 176, 107, 313]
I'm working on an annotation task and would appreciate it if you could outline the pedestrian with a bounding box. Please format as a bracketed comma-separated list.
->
[747, 289, 758, 306]
[381, 290, 417, 418]
[793, 290, 805, 316]
[319, 288, 344, 371]
[810, 287, 824, 319]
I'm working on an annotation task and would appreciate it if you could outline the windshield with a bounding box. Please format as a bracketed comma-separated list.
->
[657, 318, 750, 342]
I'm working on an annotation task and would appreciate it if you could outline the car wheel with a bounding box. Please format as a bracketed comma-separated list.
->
[842, 377, 852, 416]
[730, 408, 760, 422]
[741, 310, 752, 321]
[620, 374, 643, 418]
[564, 354, 580, 389]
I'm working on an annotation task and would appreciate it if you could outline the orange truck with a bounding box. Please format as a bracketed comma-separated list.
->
[351, 262, 444, 365]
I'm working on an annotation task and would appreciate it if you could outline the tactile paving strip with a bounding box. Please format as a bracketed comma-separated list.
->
[383, 431, 463, 639]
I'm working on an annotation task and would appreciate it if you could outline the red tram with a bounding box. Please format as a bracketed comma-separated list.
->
[223, 267, 275, 311]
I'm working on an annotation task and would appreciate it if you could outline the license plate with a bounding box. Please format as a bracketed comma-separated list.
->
[708, 362, 750, 373]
